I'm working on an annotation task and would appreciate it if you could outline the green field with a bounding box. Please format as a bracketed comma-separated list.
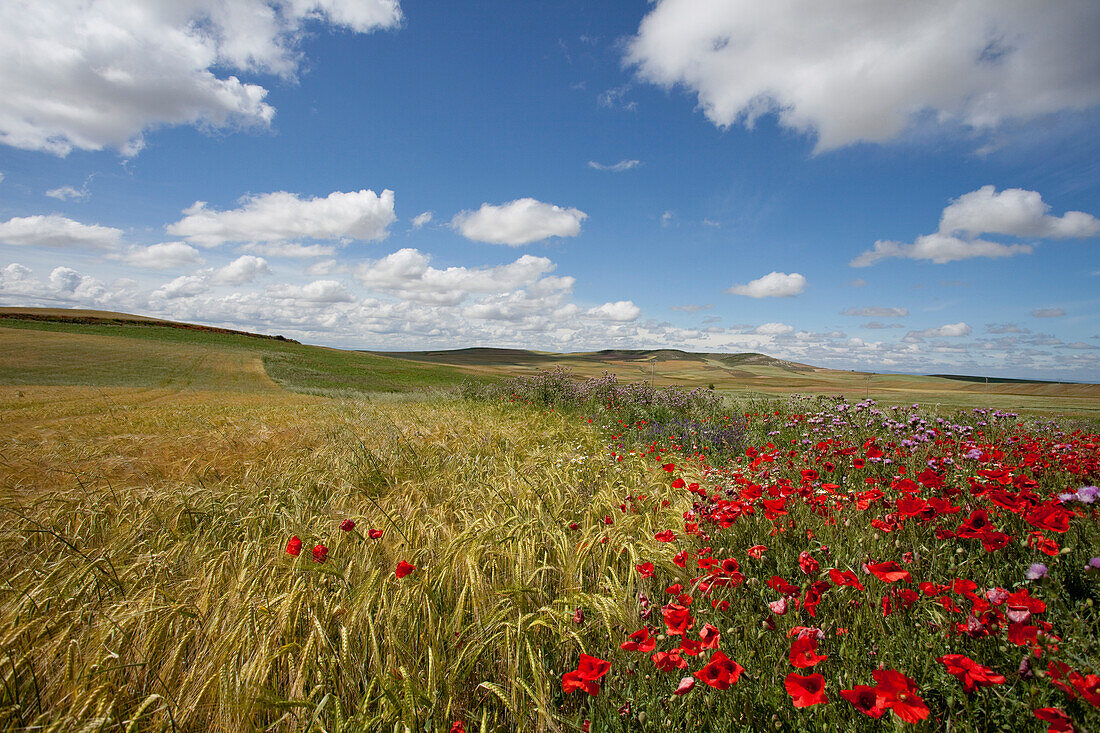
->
[0, 310, 1098, 732]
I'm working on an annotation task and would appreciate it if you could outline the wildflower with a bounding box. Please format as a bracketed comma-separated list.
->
[652, 649, 688, 671]
[562, 654, 611, 696]
[694, 650, 744, 690]
[621, 628, 656, 653]
[655, 530, 676, 542]
[938, 654, 1006, 692]
[395, 561, 416, 578]
[840, 685, 886, 718]
[449, 722, 466, 733]
[1034, 708, 1075, 733]
[873, 669, 928, 723]
[785, 672, 829, 707]
[367, 529, 383, 539]
[828, 568, 866, 591]
[789, 636, 828, 668]
[339, 519, 355, 532]
[662, 602, 693, 635]
[1027, 563, 1049, 580]
[573, 607, 584, 624]
[636, 562, 655, 578]
[285, 536, 302, 556]
[312, 544, 328, 563]
[747, 544, 767, 558]
[1087, 557, 1100, 572]
[866, 560, 911, 583]
[798, 551, 819, 575]
[674, 676, 696, 695]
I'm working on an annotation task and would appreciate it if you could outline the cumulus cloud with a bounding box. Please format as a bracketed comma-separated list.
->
[168, 189, 396, 247]
[452, 198, 587, 246]
[1031, 307, 1066, 318]
[120, 242, 205, 269]
[0, 214, 122, 251]
[356, 248, 570, 305]
[411, 211, 433, 229]
[753, 322, 794, 335]
[0, 0, 402, 156]
[267, 280, 354, 304]
[853, 186, 1098, 266]
[626, 0, 1100, 151]
[588, 301, 641, 322]
[240, 242, 336, 258]
[940, 186, 1100, 239]
[211, 255, 271, 285]
[588, 159, 641, 172]
[726, 271, 806, 298]
[841, 306, 908, 317]
[907, 322, 973, 340]
[153, 274, 208, 300]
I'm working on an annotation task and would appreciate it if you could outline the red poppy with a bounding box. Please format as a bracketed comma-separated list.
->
[768, 575, 800, 596]
[785, 672, 828, 707]
[395, 561, 416, 578]
[694, 650, 744, 690]
[621, 628, 656, 653]
[651, 649, 688, 671]
[662, 463, 675, 472]
[699, 623, 721, 649]
[286, 535, 302, 556]
[873, 669, 928, 723]
[789, 636, 828, 669]
[828, 568, 866, 591]
[747, 544, 767, 559]
[840, 685, 886, 718]
[636, 562, 655, 577]
[662, 602, 693, 635]
[339, 519, 355, 532]
[866, 561, 911, 583]
[1034, 707, 1075, 733]
[938, 654, 1006, 692]
[798, 551, 820, 575]
[312, 544, 328, 563]
[673, 550, 688, 568]
[368, 528, 383, 539]
[562, 654, 610, 696]
[449, 722, 466, 733]
[655, 530, 676, 542]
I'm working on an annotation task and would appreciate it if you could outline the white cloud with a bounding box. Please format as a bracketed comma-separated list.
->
[167, 189, 396, 247]
[451, 198, 587, 246]
[671, 303, 712, 312]
[45, 184, 89, 201]
[411, 211, 433, 229]
[154, 274, 208, 300]
[626, 0, 1100, 151]
[267, 280, 354, 304]
[588, 159, 641, 172]
[0, 214, 122, 251]
[660, 210, 675, 227]
[1031, 307, 1066, 318]
[908, 322, 973, 339]
[726, 271, 806, 298]
[120, 242, 205, 269]
[240, 242, 336, 258]
[753, 322, 794, 335]
[305, 259, 339, 277]
[356, 248, 569, 305]
[841, 306, 909, 317]
[939, 186, 1100, 239]
[852, 185, 1096, 266]
[588, 301, 641, 322]
[0, 0, 402, 156]
[211, 255, 271, 285]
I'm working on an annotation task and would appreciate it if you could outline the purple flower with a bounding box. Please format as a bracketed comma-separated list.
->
[1076, 485, 1098, 504]
[1026, 563, 1048, 580]
[1087, 557, 1100, 572]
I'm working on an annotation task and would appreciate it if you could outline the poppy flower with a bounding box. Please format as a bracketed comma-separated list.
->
[562, 654, 610, 696]
[867, 561, 911, 583]
[785, 672, 828, 707]
[694, 650, 744, 690]
[449, 722, 466, 733]
[662, 603, 693, 636]
[286, 536, 302, 556]
[673, 550, 688, 568]
[789, 636, 828, 668]
[798, 551, 820, 575]
[938, 654, 1005, 692]
[651, 649, 688, 671]
[567, 522, 579, 531]
[367, 528, 383, 539]
[747, 544, 767, 559]
[655, 530, 676, 542]
[636, 562, 655, 578]
[339, 519, 355, 532]
[872, 669, 928, 723]
[312, 544, 328, 563]
[671, 478, 686, 489]
[621, 628, 656, 653]
[674, 676, 696, 695]
[1034, 708, 1075, 733]
[698, 623, 721, 649]
[828, 568, 866, 591]
[573, 607, 585, 624]
[395, 561, 416, 578]
[840, 685, 886, 718]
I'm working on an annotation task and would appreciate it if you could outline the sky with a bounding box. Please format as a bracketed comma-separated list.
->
[1, 0, 1099, 381]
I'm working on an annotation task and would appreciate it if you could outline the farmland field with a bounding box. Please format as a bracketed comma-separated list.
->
[0, 312, 1098, 732]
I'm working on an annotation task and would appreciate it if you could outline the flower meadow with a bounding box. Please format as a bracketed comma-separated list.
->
[0, 376, 1097, 731]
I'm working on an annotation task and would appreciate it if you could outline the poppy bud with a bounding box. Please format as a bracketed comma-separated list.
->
[573, 607, 584, 624]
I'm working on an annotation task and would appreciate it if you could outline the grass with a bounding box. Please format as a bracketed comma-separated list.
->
[0, 313, 1097, 731]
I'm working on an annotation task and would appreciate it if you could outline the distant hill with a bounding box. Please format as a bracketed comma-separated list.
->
[0, 307, 299, 343]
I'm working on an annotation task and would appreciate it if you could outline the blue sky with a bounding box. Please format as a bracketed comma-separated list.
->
[1, 0, 1098, 380]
